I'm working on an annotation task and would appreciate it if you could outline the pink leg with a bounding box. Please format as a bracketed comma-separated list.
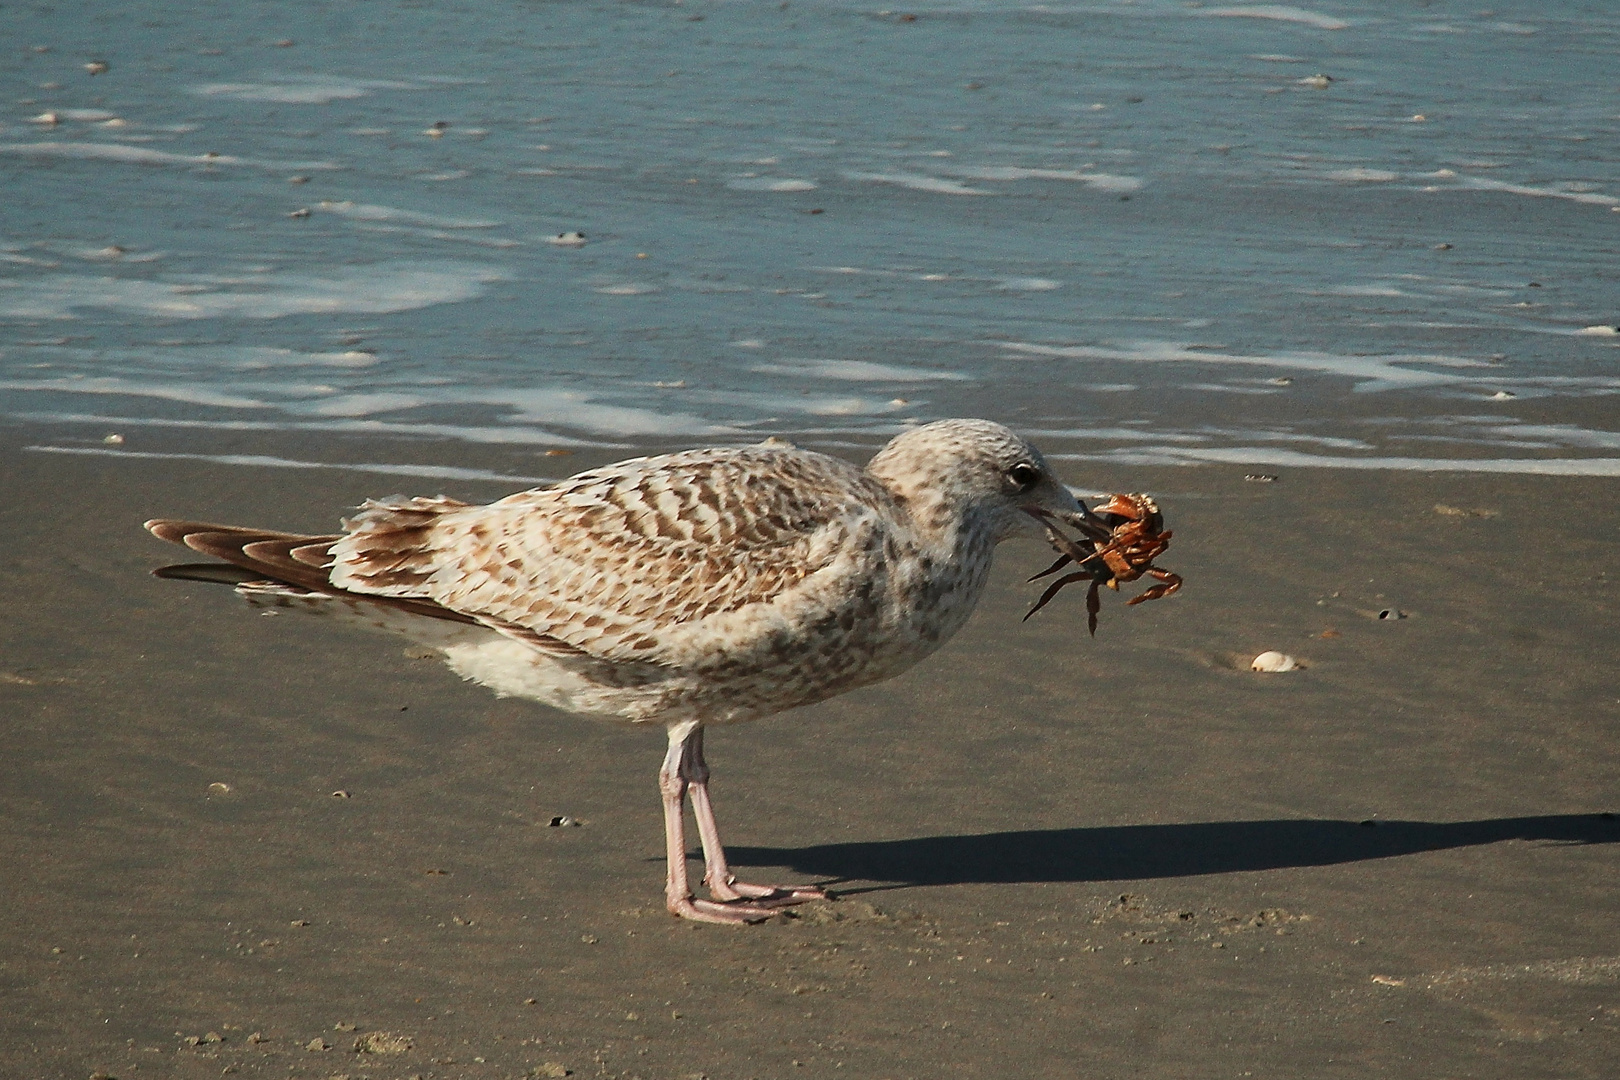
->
[658, 724, 781, 924]
[684, 727, 826, 908]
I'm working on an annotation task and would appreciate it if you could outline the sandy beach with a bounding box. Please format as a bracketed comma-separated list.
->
[2, 421, 1616, 1079]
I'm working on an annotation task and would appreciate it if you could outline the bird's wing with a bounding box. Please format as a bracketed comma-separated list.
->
[329, 446, 890, 667]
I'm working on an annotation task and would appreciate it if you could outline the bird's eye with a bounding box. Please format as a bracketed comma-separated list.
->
[1007, 462, 1041, 491]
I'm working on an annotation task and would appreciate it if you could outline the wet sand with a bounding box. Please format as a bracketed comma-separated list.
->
[2, 422, 1617, 1079]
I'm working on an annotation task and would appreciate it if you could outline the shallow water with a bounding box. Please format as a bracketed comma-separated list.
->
[3, 0, 1618, 471]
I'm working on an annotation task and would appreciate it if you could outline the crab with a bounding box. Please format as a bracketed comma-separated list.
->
[1021, 492, 1182, 635]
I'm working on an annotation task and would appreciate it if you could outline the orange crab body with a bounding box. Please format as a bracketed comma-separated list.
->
[1022, 492, 1182, 634]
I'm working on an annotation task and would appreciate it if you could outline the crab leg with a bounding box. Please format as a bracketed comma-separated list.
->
[1024, 569, 1099, 623]
[1028, 551, 1075, 583]
[1125, 569, 1183, 605]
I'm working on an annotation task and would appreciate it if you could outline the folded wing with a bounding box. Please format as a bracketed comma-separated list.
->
[242, 446, 888, 669]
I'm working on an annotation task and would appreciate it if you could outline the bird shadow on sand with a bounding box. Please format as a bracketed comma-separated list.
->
[726, 814, 1620, 892]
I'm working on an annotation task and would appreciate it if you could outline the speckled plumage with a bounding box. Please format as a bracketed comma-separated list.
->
[146, 419, 1084, 923]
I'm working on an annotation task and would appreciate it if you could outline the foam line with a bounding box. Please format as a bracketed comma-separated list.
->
[1000, 339, 1491, 393]
[949, 167, 1143, 193]
[192, 77, 426, 104]
[748, 359, 971, 382]
[1454, 176, 1619, 208]
[315, 200, 501, 229]
[1197, 6, 1349, 30]
[726, 178, 818, 192]
[0, 262, 502, 320]
[1053, 446, 1620, 476]
[0, 142, 338, 171]
[6, 413, 607, 446]
[844, 172, 993, 196]
[24, 445, 556, 485]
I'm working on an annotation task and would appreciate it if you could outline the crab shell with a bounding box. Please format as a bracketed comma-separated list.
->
[1092, 492, 1163, 531]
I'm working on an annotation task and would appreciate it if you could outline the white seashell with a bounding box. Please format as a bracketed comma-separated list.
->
[1251, 650, 1298, 673]
[548, 231, 587, 247]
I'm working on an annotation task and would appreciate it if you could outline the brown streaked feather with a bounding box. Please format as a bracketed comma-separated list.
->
[327, 449, 887, 667]
[145, 519, 478, 626]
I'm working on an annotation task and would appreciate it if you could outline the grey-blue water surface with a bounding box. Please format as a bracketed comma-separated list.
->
[3, 1, 1618, 472]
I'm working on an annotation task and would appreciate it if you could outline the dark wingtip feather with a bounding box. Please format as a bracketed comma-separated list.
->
[152, 563, 267, 585]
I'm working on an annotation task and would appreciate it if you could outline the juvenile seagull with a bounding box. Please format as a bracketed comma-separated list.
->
[146, 419, 1083, 923]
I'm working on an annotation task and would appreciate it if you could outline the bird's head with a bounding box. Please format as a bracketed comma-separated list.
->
[866, 419, 1081, 542]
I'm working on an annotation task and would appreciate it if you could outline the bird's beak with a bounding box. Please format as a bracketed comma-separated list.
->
[1018, 479, 1083, 519]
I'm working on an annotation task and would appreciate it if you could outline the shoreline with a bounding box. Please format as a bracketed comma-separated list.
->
[15, 406, 1620, 488]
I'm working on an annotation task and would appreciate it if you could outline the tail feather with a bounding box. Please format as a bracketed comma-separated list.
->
[144, 518, 477, 626]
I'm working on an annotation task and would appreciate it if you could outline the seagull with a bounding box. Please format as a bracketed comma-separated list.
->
[145, 419, 1085, 923]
